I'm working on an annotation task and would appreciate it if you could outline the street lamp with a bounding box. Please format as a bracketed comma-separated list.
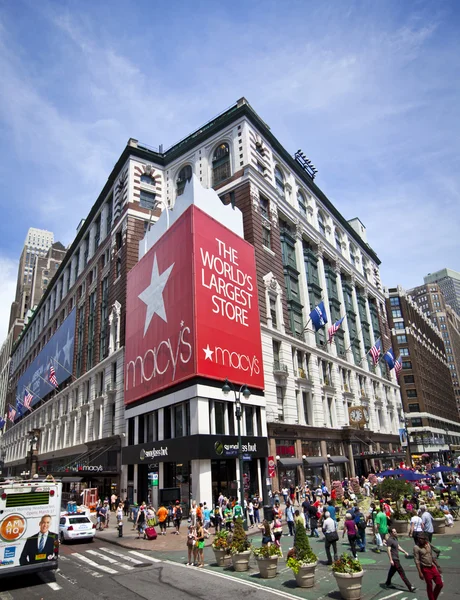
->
[222, 378, 251, 530]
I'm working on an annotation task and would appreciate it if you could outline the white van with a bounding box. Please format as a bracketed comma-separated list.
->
[0, 479, 61, 577]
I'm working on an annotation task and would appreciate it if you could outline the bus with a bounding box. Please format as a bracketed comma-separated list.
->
[0, 478, 61, 577]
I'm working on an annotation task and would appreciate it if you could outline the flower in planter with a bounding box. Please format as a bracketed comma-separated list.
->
[253, 544, 282, 559]
[332, 553, 362, 574]
[286, 520, 317, 574]
[230, 517, 251, 555]
[212, 530, 231, 552]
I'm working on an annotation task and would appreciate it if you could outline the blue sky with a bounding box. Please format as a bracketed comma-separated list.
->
[0, 0, 459, 341]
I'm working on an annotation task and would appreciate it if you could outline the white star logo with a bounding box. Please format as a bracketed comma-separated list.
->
[139, 254, 174, 336]
[62, 330, 73, 368]
[203, 345, 214, 361]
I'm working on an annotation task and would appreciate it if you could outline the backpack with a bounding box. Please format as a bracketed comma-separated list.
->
[175, 506, 183, 520]
[355, 514, 367, 530]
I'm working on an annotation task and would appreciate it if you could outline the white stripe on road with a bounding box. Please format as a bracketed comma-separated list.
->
[98, 547, 144, 564]
[163, 560, 307, 600]
[379, 593, 404, 600]
[86, 549, 134, 570]
[46, 582, 62, 591]
[73, 552, 119, 574]
[129, 550, 161, 562]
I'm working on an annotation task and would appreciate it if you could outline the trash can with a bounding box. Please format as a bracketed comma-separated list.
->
[263, 505, 274, 522]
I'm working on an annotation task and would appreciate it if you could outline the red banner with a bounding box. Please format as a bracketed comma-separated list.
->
[268, 456, 276, 478]
[124, 205, 264, 405]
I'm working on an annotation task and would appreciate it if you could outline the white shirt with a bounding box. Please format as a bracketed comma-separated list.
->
[322, 517, 336, 534]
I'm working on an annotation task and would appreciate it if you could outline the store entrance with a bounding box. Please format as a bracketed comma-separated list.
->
[211, 459, 237, 504]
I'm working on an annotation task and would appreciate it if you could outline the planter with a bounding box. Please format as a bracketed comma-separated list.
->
[232, 550, 251, 572]
[294, 561, 318, 588]
[433, 518, 445, 535]
[333, 570, 364, 600]
[256, 556, 279, 578]
[213, 548, 232, 567]
[393, 519, 409, 535]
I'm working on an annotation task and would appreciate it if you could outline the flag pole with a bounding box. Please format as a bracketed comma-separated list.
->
[358, 337, 382, 366]
[50, 357, 76, 381]
[345, 327, 362, 354]
[36, 373, 58, 391]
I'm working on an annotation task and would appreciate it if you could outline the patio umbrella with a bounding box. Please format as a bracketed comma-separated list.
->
[379, 469, 408, 477]
[428, 466, 457, 474]
[398, 470, 426, 481]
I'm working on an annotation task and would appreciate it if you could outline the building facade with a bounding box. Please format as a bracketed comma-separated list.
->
[386, 286, 460, 462]
[424, 268, 460, 317]
[1, 98, 403, 505]
[409, 282, 460, 406]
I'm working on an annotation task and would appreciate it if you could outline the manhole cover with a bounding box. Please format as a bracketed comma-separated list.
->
[133, 562, 155, 568]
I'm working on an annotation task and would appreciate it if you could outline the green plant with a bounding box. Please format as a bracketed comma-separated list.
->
[429, 508, 445, 519]
[332, 553, 362, 574]
[375, 478, 413, 507]
[393, 509, 410, 521]
[230, 518, 251, 554]
[212, 529, 231, 551]
[287, 520, 317, 573]
[253, 544, 282, 558]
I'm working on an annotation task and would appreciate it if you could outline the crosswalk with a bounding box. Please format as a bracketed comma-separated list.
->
[47, 547, 158, 591]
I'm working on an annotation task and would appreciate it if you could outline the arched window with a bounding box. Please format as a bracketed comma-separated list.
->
[317, 211, 326, 236]
[350, 245, 358, 267]
[274, 166, 285, 197]
[297, 190, 306, 214]
[176, 165, 193, 196]
[335, 229, 343, 253]
[212, 143, 230, 185]
[140, 174, 155, 186]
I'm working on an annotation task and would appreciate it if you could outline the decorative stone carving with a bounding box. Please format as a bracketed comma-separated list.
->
[250, 183, 260, 211]
[270, 203, 278, 224]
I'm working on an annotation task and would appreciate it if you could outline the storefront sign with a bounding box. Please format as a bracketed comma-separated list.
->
[122, 435, 268, 465]
[124, 205, 264, 406]
[268, 456, 276, 478]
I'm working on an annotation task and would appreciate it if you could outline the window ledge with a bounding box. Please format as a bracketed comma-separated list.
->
[263, 245, 275, 257]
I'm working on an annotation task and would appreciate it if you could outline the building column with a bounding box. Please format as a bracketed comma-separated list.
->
[191, 459, 212, 506]
[346, 442, 356, 478]
[350, 277, 367, 370]
[335, 266, 354, 364]
[294, 222, 313, 345]
[320, 439, 331, 489]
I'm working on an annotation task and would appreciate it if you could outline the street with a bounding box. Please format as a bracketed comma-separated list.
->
[0, 531, 459, 600]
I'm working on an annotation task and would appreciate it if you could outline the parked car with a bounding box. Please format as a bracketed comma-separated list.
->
[59, 513, 96, 542]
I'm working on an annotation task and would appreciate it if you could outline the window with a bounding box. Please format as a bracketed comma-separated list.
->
[394, 321, 405, 330]
[396, 335, 407, 344]
[214, 401, 225, 435]
[270, 298, 277, 328]
[174, 404, 183, 437]
[408, 403, 419, 412]
[245, 405, 254, 436]
[139, 190, 156, 210]
[212, 143, 230, 185]
[274, 166, 285, 197]
[100, 277, 109, 359]
[259, 195, 269, 218]
[87, 291, 96, 369]
[406, 389, 417, 398]
[404, 375, 415, 384]
[297, 190, 306, 214]
[390, 297, 400, 307]
[335, 230, 342, 253]
[140, 174, 155, 186]
[176, 165, 192, 196]
[392, 309, 402, 318]
[262, 225, 271, 249]
[410, 417, 422, 427]
[276, 386, 284, 420]
[402, 361, 412, 369]
[350, 246, 357, 267]
[317, 211, 326, 236]
[400, 348, 410, 356]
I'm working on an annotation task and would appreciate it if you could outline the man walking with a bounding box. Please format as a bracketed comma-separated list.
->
[384, 528, 417, 592]
[414, 534, 444, 600]
[322, 510, 338, 565]
[286, 502, 295, 536]
[420, 506, 434, 543]
[354, 506, 367, 552]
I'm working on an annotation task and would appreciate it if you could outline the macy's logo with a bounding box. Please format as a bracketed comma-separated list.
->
[214, 346, 260, 377]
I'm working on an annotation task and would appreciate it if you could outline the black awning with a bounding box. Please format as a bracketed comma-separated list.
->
[329, 456, 349, 464]
[60, 476, 83, 483]
[304, 457, 327, 467]
[278, 457, 303, 467]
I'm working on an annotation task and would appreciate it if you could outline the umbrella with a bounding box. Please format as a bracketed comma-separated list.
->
[398, 470, 426, 481]
[428, 466, 457, 474]
[379, 469, 408, 477]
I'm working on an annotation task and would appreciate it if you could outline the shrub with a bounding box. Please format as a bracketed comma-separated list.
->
[393, 509, 410, 521]
[375, 478, 413, 505]
[230, 517, 251, 554]
[429, 508, 445, 519]
[332, 553, 362, 574]
[287, 520, 317, 573]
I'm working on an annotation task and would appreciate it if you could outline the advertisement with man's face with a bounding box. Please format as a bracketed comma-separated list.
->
[0, 487, 60, 570]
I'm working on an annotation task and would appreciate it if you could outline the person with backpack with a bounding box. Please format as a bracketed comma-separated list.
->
[135, 505, 146, 539]
[173, 500, 182, 534]
[354, 507, 367, 552]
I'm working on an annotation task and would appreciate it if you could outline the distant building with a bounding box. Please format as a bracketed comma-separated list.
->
[424, 268, 460, 317]
[386, 286, 460, 463]
[409, 282, 460, 406]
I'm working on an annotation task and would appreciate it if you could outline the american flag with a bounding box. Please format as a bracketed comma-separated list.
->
[8, 405, 16, 422]
[394, 356, 402, 378]
[0, 414, 6, 430]
[49, 365, 58, 388]
[369, 339, 381, 365]
[328, 316, 345, 343]
[24, 389, 33, 410]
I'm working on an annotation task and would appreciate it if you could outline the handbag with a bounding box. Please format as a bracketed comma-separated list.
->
[326, 530, 339, 543]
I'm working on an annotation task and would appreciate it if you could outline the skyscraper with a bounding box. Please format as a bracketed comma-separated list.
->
[424, 268, 460, 316]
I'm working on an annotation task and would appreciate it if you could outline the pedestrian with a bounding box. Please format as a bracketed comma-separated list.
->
[374, 506, 388, 553]
[354, 507, 367, 552]
[384, 528, 416, 592]
[135, 505, 146, 539]
[295, 485, 301, 506]
[363, 479, 371, 497]
[195, 518, 205, 567]
[247, 500, 254, 527]
[117, 503, 124, 538]
[186, 524, 197, 565]
[212, 504, 222, 532]
[308, 503, 319, 538]
[111, 493, 117, 512]
[173, 500, 182, 534]
[259, 519, 273, 546]
[282, 487, 288, 504]
[420, 506, 434, 543]
[286, 502, 295, 536]
[272, 515, 283, 547]
[322, 482, 330, 503]
[167, 502, 174, 528]
[322, 510, 338, 565]
[253, 496, 260, 524]
[123, 497, 130, 517]
[289, 484, 295, 505]
[223, 503, 233, 531]
[301, 497, 311, 530]
[157, 503, 168, 535]
[409, 510, 424, 543]
[203, 502, 212, 530]
[414, 534, 443, 600]
[131, 503, 139, 529]
[342, 512, 358, 558]
[189, 500, 197, 526]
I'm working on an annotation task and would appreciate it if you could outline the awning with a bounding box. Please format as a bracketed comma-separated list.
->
[304, 457, 327, 467]
[60, 476, 83, 483]
[329, 456, 349, 464]
[278, 457, 303, 467]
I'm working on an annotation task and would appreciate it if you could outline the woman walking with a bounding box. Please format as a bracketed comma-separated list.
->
[186, 524, 197, 565]
[343, 512, 358, 558]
